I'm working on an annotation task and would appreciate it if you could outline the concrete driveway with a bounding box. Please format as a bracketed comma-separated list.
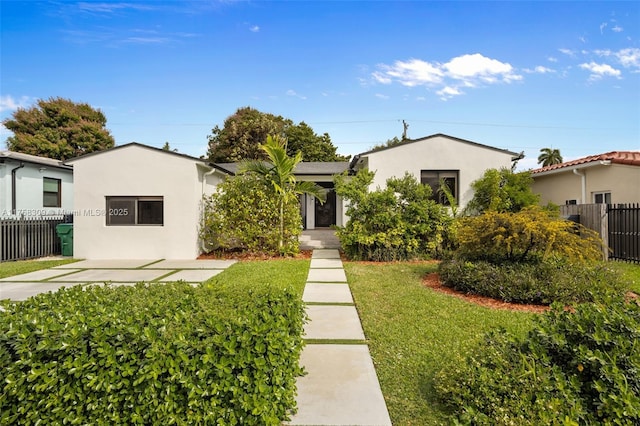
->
[0, 259, 236, 301]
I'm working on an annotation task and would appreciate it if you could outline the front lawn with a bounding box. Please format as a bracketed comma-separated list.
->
[0, 258, 78, 279]
[345, 261, 537, 425]
[610, 261, 640, 293]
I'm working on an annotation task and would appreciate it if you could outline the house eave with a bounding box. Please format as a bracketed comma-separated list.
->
[531, 160, 611, 178]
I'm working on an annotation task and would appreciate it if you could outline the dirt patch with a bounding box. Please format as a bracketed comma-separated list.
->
[198, 250, 313, 261]
[422, 272, 550, 313]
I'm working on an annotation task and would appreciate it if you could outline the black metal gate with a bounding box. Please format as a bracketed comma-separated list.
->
[608, 203, 639, 263]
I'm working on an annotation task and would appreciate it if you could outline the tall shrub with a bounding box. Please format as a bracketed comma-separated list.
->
[334, 170, 450, 261]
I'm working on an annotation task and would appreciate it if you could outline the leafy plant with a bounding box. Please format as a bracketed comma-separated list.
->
[464, 168, 539, 215]
[334, 170, 450, 261]
[455, 206, 604, 264]
[0, 281, 306, 425]
[241, 135, 326, 254]
[435, 296, 640, 425]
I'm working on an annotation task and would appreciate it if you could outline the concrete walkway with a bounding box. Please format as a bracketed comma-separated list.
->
[289, 249, 392, 426]
[0, 259, 236, 301]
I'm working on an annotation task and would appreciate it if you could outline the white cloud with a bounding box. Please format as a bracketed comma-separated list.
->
[612, 25, 623, 33]
[559, 48, 576, 57]
[371, 53, 520, 101]
[616, 48, 640, 69]
[373, 58, 443, 86]
[437, 86, 463, 100]
[600, 22, 607, 34]
[523, 66, 555, 74]
[579, 62, 621, 80]
[547, 56, 558, 63]
[375, 93, 390, 100]
[286, 89, 307, 100]
[0, 95, 31, 113]
[249, 25, 260, 33]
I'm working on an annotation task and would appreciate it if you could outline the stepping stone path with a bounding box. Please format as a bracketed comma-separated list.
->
[289, 249, 392, 426]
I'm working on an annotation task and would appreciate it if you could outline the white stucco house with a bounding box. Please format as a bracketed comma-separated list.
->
[531, 151, 640, 205]
[67, 134, 521, 259]
[349, 134, 522, 209]
[65, 144, 229, 259]
[0, 151, 73, 218]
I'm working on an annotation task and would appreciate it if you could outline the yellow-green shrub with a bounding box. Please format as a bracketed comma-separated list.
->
[455, 207, 603, 263]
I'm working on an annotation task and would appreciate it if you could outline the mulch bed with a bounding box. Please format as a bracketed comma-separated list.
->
[422, 272, 550, 313]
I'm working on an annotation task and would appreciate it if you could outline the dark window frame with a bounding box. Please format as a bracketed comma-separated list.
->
[420, 170, 459, 206]
[43, 177, 62, 208]
[105, 196, 164, 226]
[593, 192, 611, 204]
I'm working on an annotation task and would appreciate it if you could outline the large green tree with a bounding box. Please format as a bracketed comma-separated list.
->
[3, 97, 115, 160]
[206, 107, 348, 162]
[537, 147, 563, 167]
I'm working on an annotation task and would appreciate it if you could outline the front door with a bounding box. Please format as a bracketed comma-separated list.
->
[315, 189, 336, 228]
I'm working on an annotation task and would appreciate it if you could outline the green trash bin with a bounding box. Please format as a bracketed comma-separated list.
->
[56, 223, 74, 257]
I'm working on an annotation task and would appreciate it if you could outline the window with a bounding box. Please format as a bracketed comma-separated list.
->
[106, 196, 163, 226]
[565, 200, 577, 205]
[593, 192, 611, 204]
[420, 170, 459, 206]
[43, 178, 61, 207]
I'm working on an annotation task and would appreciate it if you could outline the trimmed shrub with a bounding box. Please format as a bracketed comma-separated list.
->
[334, 170, 451, 261]
[0, 281, 306, 425]
[200, 173, 302, 256]
[435, 297, 640, 425]
[438, 257, 626, 304]
[455, 207, 604, 264]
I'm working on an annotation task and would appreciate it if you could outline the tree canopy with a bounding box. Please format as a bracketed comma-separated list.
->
[3, 97, 115, 160]
[206, 107, 348, 162]
[537, 147, 563, 167]
[464, 168, 540, 215]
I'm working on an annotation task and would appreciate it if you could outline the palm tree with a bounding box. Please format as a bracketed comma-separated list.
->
[241, 135, 327, 252]
[537, 148, 563, 167]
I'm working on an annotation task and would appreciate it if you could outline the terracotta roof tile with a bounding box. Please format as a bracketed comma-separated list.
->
[531, 151, 640, 174]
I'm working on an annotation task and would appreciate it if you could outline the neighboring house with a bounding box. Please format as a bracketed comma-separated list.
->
[65, 143, 229, 259]
[531, 151, 640, 205]
[349, 133, 522, 209]
[67, 134, 520, 259]
[0, 151, 73, 218]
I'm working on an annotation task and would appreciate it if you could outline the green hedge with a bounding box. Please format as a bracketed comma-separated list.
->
[438, 257, 625, 305]
[435, 297, 640, 425]
[0, 281, 306, 425]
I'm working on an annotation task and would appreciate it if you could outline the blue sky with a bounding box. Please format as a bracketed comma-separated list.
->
[1, 1, 639, 170]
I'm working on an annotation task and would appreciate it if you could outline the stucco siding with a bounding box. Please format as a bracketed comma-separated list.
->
[72, 146, 221, 259]
[362, 136, 516, 208]
[532, 164, 640, 205]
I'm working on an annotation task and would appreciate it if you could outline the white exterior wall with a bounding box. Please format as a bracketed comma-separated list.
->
[360, 136, 516, 208]
[71, 145, 223, 259]
[0, 162, 73, 217]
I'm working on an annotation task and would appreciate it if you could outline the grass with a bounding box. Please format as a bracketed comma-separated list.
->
[205, 258, 309, 297]
[0, 258, 78, 279]
[609, 261, 640, 293]
[345, 261, 537, 425]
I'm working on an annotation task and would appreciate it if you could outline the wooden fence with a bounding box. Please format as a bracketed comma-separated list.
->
[1, 217, 65, 262]
[560, 203, 639, 263]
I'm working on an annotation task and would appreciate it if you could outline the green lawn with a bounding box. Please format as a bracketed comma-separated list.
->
[345, 261, 537, 425]
[0, 258, 78, 279]
[609, 261, 640, 293]
[205, 258, 309, 297]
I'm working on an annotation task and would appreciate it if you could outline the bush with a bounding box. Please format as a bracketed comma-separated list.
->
[334, 170, 451, 261]
[200, 173, 302, 256]
[0, 282, 306, 425]
[456, 207, 604, 264]
[435, 297, 640, 425]
[438, 257, 626, 304]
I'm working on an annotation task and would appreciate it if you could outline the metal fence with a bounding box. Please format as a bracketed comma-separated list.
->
[608, 203, 639, 263]
[1, 217, 64, 262]
[560, 203, 639, 263]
